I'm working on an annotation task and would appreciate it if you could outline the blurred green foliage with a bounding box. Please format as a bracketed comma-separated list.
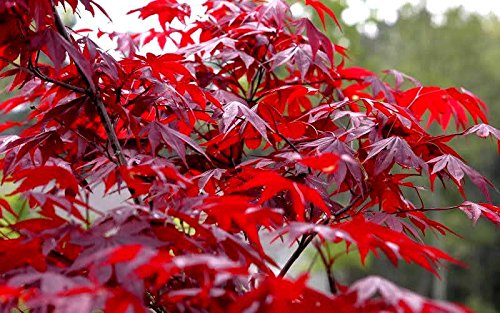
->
[0, 184, 30, 239]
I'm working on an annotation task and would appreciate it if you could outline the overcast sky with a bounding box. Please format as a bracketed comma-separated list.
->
[341, 0, 500, 25]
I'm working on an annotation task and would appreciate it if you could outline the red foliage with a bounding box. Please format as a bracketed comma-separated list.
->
[0, 0, 498, 312]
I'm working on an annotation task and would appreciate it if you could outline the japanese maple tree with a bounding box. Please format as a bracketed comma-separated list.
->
[0, 0, 499, 312]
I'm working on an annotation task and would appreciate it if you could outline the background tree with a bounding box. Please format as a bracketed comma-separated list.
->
[0, 1, 498, 312]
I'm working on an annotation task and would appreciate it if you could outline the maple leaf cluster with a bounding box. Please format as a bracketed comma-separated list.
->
[0, 0, 498, 312]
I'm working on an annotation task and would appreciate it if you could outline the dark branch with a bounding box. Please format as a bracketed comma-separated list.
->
[278, 194, 362, 278]
[315, 241, 337, 294]
[49, 1, 141, 206]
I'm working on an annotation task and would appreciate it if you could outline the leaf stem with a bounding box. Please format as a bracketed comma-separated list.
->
[315, 242, 337, 294]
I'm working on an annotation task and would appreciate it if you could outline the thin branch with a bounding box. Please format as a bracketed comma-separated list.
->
[248, 67, 265, 103]
[0, 56, 30, 73]
[30, 63, 87, 94]
[49, 1, 141, 205]
[278, 231, 316, 278]
[315, 241, 337, 294]
[50, 0, 126, 162]
[331, 194, 362, 218]
[0, 56, 87, 94]
[278, 194, 362, 278]
[275, 131, 300, 154]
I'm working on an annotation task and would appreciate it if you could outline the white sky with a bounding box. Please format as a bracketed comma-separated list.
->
[342, 0, 500, 25]
[74, 0, 500, 50]
[75, 0, 204, 33]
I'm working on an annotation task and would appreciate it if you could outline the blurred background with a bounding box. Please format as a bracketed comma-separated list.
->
[0, 0, 498, 311]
